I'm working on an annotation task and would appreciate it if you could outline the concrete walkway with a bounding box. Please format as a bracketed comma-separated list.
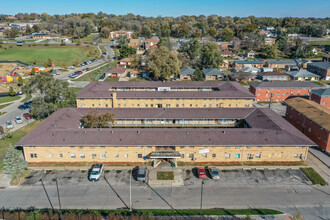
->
[307, 152, 330, 183]
[148, 163, 184, 187]
[0, 173, 11, 188]
[309, 148, 330, 168]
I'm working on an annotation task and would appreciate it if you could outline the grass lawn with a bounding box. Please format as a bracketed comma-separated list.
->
[300, 167, 328, 186]
[0, 120, 41, 157]
[0, 44, 99, 66]
[312, 81, 325, 86]
[157, 171, 174, 180]
[0, 95, 20, 104]
[310, 40, 330, 46]
[99, 45, 107, 53]
[104, 77, 119, 81]
[239, 81, 256, 86]
[129, 78, 148, 81]
[0, 160, 4, 173]
[20, 96, 31, 103]
[0, 103, 11, 109]
[79, 34, 99, 43]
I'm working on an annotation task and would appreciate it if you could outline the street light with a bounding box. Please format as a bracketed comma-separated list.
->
[200, 180, 204, 216]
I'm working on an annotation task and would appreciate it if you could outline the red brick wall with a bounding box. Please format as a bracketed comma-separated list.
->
[285, 107, 330, 151]
[310, 93, 330, 109]
[253, 88, 311, 102]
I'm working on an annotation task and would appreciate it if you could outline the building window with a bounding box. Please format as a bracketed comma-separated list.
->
[59, 154, 63, 158]
[235, 154, 240, 159]
[115, 154, 119, 158]
[308, 128, 311, 133]
[225, 154, 230, 159]
[294, 154, 299, 158]
[49, 154, 53, 158]
[180, 154, 184, 158]
[235, 146, 241, 149]
[138, 154, 143, 158]
[189, 154, 194, 159]
[318, 135, 321, 140]
[30, 153, 37, 158]
[92, 154, 96, 159]
[203, 154, 207, 158]
[105, 104, 108, 107]
[137, 146, 142, 148]
[80, 154, 85, 158]
[71, 154, 76, 158]
[296, 146, 303, 148]
[189, 146, 194, 149]
[176, 104, 179, 107]
[124, 154, 128, 158]
[256, 154, 261, 158]
[225, 146, 231, 149]
[203, 104, 206, 107]
[100, 154, 106, 159]
[247, 154, 252, 159]
[212, 154, 216, 158]
[257, 146, 262, 149]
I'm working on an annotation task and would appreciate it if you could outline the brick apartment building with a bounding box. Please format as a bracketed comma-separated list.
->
[307, 62, 330, 80]
[285, 98, 330, 152]
[310, 88, 330, 109]
[233, 60, 263, 68]
[109, 31, 133, 39]
[250, 81, 322, 102]
[16, 107, 314, 165]
[77, 81, 255, 109]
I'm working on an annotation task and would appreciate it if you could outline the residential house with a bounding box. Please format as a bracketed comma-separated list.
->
[265, 38, 275, 46]
[310, 88, 330, 109]
[265, 60, 297, 69]
[229, 72, 257, 81]
[119, 57, 133, 66]
[219, 60, 229, 69]
[322, 54, 330, 62]
[261, 67, 274, 72]
[246, 50, 255, 58]
[128, 39, 140, 49]
[106, 65, 127, 78]
[127, 69, 139, 78]
[235, 65, 260, 74]
[307, 62, 330, 80]
[202, 68, 225, 81]
[250, 81, 322, 102]
[221, 49, 234, 57]
[286, 69, 320, 81]
[144, 37, 160, 50]
[285, 98, 330, 152]
[257, 72, 290, 81]
[109, 31, 133, 39]
[180, 67, 195, 80]
[233, 60, 263, 68]
[219, 42, 228, 50]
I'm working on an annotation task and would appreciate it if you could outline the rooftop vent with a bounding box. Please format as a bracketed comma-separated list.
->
[111, 130, 113, 134]
[222, 131, 226, 134]
[99, 128, 102, 131]
[137, 131, 140, 134]
[84, 130, 87, 134]
[186, 131, 189, 134]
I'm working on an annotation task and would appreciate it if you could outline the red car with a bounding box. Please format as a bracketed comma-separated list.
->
[198, 167, 207, 179]
[23, 113, 32, 120]
[84, 42, 88, 44]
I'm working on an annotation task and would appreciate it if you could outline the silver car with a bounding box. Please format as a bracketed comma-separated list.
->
[15, 116, 23, 124]
[209, 167, 220, 180]
[88, 164, 104, 182]
[6, 121, 14, 129]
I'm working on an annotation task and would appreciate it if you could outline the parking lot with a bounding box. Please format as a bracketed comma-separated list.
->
[21, 168, 311, 187]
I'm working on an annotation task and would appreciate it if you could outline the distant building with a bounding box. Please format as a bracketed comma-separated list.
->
[307, 62, 330, 80]
[250, 81, 322, 102]
[106, 65, 127, 78]
[218, 42, 228, 50]
[221, 49, 234, 57]
[285, 98, 330, 152]
[233, 60, 263, 68]
[229, 72, 257, 81]
[286, 69, 320, 81]
[180, 67, 195, 80]
[144, 38, 160, 50]
[128, 39, 140, 49]
[257, 72, 290, 81]
[265, 60, 297, 69]
[202, 68, 225, 81]
[265, 38, 275, 46]
[245, 50, 255, 58]
[310, 88, 330, 109]
[322, 54, 330, 62]
[109, 31, 133, 39]
[119, 57, 133, 66]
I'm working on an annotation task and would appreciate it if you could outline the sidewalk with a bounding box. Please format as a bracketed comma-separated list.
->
[309, 148, 330, 168]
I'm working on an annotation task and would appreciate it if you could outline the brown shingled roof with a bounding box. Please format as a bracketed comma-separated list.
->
[16, 107, 315, 147]
[285, 97, 330, 131]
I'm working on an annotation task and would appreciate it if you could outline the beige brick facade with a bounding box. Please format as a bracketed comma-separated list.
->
[23, 145, 308, 164]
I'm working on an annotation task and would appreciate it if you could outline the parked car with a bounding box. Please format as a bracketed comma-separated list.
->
[6, 121, 14, 129]
[86, 68, 90, 71]
[137, 166, 147, 182]
[198, 167, 207, 179]
[68, 66, 74, 69]
[0, 126, 3, 134]
[208, 167, 220, 179]
[23, 113, 32, 120]
[88, 164, 104, 182]
[15, 116, 23, 124]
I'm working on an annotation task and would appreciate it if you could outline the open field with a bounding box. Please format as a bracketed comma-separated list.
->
[310, 40, 330, 46]
[0, 95, 20, 104]
[0, 44, 99, 66]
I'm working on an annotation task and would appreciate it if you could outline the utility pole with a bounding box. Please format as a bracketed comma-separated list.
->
[200, 181, 204, 216]
[54, 178, 63, 220]
[130, 169, 132, 211]
[39, 179, 54, 211]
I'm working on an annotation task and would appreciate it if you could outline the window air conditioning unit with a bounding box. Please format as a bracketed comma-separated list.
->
[193, 158, 197, 161]
[301, 156, 305, 159]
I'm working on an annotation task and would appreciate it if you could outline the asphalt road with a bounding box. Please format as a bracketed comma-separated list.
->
[0, 180, 329, 219]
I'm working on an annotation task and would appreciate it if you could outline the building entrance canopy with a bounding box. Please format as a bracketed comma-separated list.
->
[149, 150, 181, 159]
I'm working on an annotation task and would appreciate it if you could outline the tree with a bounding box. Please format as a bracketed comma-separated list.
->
[192, 68, 204, 81]
[201, 42, 223, 68]
[22, 72, 76, 119]
[9, 86, 15, 96]
[119, 45, 137, 59]
[32, 24, 41, 32]
[4, 145, 28, 180]
[178, 39, 202, 62]
[220, 27, 234, 41]
[100, 27, 110, 38]
[148, 46, 181, 80]
[82, 110, 115, 128]
[47, 58, 53, 67]
[243, 32, 265, 51]
[140, 26, 152, 38]
[208, 27, 218, 37]
[7, 28, 19, 39]
[17, 76, 23, 86]
[33, 58, 37, 65]
[264, 45, 280, 58]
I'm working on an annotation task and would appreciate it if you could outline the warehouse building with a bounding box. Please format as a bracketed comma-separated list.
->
[16, 107, 315, 166]
[77, 81, 255, 109]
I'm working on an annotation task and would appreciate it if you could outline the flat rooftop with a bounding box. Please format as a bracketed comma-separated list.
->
[250, 81, 323, 89]
[285, 97, 330, 131]
[77, 81, 255, 99]
[16, 107, 315, 147]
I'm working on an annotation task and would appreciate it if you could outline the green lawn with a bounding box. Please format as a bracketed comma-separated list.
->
[157, 171, 174, 180]
[79, 34, 99, 43]
[129, 78, 148, 81]
[0, 95, 20, 104]
[104, 77, 119, 81]
[0, 103, 11, 109]
[0, 120, 41, 157]
[0, 44, 99, 66]
[310, 40, 330, 46]
[76, 61, 116, 81]
[300, 167, 328, 186]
